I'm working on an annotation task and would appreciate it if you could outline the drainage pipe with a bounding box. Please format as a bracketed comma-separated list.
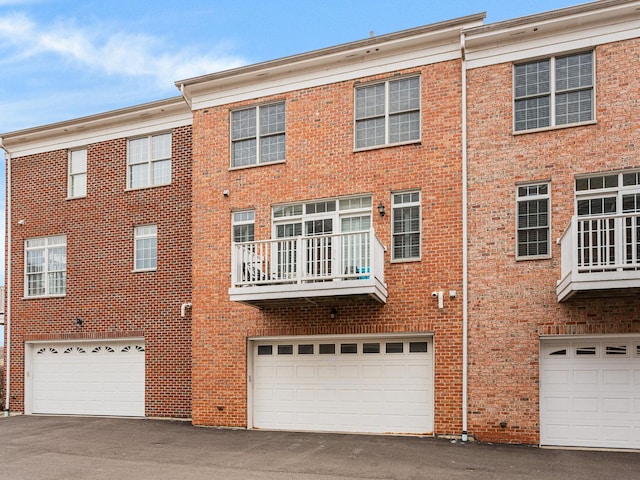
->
[460, 33, 469, 442]
[0, 138, 12, 414]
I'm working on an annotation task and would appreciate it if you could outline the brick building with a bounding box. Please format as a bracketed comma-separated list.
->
[1, 98, 193, 418]
[464, 0, 640, 448]
[177, 13, 483, 435]
[2, 0, 640, 449]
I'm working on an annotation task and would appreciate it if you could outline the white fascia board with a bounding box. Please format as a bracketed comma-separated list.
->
[191, 42, 461, 111]
[3, 98, 192, 158]
[466, 18, 640, 69]
[183, 19, 484, 111]
[465, 2, 640, 69]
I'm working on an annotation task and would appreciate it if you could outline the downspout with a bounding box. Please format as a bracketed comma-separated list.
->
[0, 137, 12, 415]
[460, 33, 469, 442]
[178, 84, 192, 109]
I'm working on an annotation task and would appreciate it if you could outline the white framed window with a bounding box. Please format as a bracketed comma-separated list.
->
[514, 51, 593, 132]
[392, 191, 421, 261]
[25, 235, 66, 297]
[128, 133, 171, 189]
[231, 102, 285, 168]
[355, 76, 420, 149]
[232, 210, 255, 243]
[134, 225, 157, 271]
[68, 148, 87, 198]
[516, 182, 551, 259]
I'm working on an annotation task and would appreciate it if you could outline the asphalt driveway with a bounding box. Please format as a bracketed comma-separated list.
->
[1, 416, 639, 479]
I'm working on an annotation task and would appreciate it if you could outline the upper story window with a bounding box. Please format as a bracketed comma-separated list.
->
[355, 76, 420, 149]
[134, 225, 157, 271]
[68, 148, 87, 198]
[233, 211, 255, 243]
[391, 191, 421, 261]
[128, 133, 172, 189]
[575, 171, 640, 216]
[514, 51, 593, 132]
[231, 102, 285, 168]
[25, 235, 66, 297]
[517, 182, 550, 259]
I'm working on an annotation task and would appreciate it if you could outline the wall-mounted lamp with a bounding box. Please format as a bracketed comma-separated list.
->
[74, 318, 84, 327]
[377, 202, 386, 217]
[18, 219, 25, 225]
[330, 307, 338, 319]
[223, 190, 230, 197]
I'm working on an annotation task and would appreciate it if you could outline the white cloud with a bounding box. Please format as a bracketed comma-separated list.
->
[0, 12, 247, 88]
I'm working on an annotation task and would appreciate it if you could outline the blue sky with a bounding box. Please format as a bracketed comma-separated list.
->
[0, 0, 585, 342]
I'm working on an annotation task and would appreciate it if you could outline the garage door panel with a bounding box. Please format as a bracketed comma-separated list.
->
[252, 337, 433, 434]
[30, 340, 144, 417]
[540, 337, 640, 449]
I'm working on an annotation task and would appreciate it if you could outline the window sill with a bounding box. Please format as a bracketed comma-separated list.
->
[513, 120, 596, 136]
[353, 139, 421, 153]
[515, 254, 552, 262]
[22, 294, 66, 300]
[66, 195, 87, 201]
[133, 268, 157, 273]
[390, 257, 421, 264]
[229, 160, 286, 171]
[125, 182, 171, 192]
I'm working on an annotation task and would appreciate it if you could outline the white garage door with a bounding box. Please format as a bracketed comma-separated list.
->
[29, 340, 145, 417]
[540, 337, 640, 449]
[251, 336, 433, 434]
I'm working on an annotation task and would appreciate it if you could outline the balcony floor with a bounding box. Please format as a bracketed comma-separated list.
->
[229, 278, 388, 308]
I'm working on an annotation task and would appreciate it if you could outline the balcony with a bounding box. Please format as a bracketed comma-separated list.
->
[557, 213, 640, 301]
[229, 229, 388, 308]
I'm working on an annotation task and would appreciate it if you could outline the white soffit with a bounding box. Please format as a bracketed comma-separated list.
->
[464, 0, 640, 69]
[179, 15, 485, 111]
[2, 97, 192, 158]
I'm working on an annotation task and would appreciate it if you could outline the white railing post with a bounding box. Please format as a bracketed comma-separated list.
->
[615, 216, 623, 271]
[296, 236, 303, 284]
[231, 243, 238, 286]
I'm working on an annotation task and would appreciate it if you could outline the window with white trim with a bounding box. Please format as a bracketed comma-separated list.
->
[355, 76, 420, 149]
[514, 51, 593, 132]
[392, 191, 421, 261]
[231, 102, 285, 168]
[233, 211, 255, 243]
[134, 225, 157, 271]
[574, 171, 640, 268]
[517, 183, 550, 259]
[68, 148, 87, 198]
[128, 133, 171, 189]
[25, 235, 66, 297]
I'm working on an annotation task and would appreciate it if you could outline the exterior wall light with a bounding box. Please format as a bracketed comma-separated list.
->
[74, 318, 84, 326]
[330, 308, 338, 319]
[377, 202, 385, 217]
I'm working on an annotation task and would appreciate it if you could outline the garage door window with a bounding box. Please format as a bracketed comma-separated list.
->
[298, 344, 314, 355]
[363, 343, 380, 354]
[576, 346, 596, 355]
[386, 342, 404, 353]
[319, 344, 336, 355]
[257, 345, 273, 355]
[605, 345, 627, 356]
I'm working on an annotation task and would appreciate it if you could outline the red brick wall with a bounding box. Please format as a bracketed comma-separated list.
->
[191, 61, 465, 434]
[466, 38, 640, 443]
[7, 125, 192, 418]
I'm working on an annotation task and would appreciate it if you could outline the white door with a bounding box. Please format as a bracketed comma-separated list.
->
[28, 340, 145, 417]
[540, 337, 640, 449]
[251, 336, 433, 434]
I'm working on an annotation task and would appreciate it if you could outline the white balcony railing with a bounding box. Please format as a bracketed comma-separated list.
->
[229, 228, 387, 306]
[557, 212, 640, 301]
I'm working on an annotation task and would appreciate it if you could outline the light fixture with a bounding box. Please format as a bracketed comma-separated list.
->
[377, 202, 385, 217]
[330, 308, 338, 319]
[74, 318, 83, 327]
